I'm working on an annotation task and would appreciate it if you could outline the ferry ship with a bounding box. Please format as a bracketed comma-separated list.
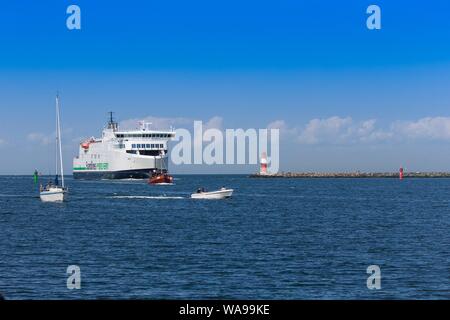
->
[73, 113, 175, 179]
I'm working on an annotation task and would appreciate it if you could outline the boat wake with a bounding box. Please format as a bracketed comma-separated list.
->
[0, 194, 36, 198]
[110, 195, 184, 200]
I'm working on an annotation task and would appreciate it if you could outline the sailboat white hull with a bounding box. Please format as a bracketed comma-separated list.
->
[40, 187, 67, 202]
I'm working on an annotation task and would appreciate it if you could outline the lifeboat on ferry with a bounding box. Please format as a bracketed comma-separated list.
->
[81, 138, 95, 151]
[149, 172, 174, 185]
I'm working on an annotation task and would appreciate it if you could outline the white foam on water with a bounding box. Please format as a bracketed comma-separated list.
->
[110, 195, 184, 200]
[0, 194, 34, 198]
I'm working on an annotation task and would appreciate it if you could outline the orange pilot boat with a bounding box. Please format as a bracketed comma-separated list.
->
[149, 150, 174, 184]
[149, 170, 174, 185]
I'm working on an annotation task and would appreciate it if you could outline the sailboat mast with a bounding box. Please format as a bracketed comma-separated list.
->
[56, 94, 65, 188]
[55, 98, 59, 179]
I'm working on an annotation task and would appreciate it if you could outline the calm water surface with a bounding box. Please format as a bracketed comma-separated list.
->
[0, 175, 449, 299]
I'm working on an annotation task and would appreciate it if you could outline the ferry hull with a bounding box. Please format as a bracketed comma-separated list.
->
[73, 169, 153, 180]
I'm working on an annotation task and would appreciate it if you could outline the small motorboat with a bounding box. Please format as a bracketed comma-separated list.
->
[149, 172, 174, 185]
[191, 187, 233, 199]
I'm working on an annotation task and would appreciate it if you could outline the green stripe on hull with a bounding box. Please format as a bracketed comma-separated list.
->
[73, 163, 109, 171]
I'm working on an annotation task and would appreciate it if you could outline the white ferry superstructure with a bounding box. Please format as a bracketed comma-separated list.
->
[73, 113, 175, 179]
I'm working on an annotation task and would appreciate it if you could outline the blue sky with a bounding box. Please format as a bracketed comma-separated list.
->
[1, 1, 450, 174]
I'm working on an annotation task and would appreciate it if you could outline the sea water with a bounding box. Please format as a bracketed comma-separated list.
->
[0, 175, 449, 299]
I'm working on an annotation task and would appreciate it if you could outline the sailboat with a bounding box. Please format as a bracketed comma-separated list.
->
[40, 94, 68, 202]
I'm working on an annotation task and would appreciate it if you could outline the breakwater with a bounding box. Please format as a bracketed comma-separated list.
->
[249, 172, 450, 178]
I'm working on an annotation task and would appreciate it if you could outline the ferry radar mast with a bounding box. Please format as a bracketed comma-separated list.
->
[107, 111, 118, 131]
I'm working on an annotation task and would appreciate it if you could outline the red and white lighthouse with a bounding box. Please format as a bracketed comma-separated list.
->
[399, 167, 404, 180]
[260, 152, 268, 175]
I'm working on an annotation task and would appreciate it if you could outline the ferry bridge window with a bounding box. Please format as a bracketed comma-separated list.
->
[139, 150, 161, 156]
[132, 144, 136, 148]
[146, 144, 150, 148]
